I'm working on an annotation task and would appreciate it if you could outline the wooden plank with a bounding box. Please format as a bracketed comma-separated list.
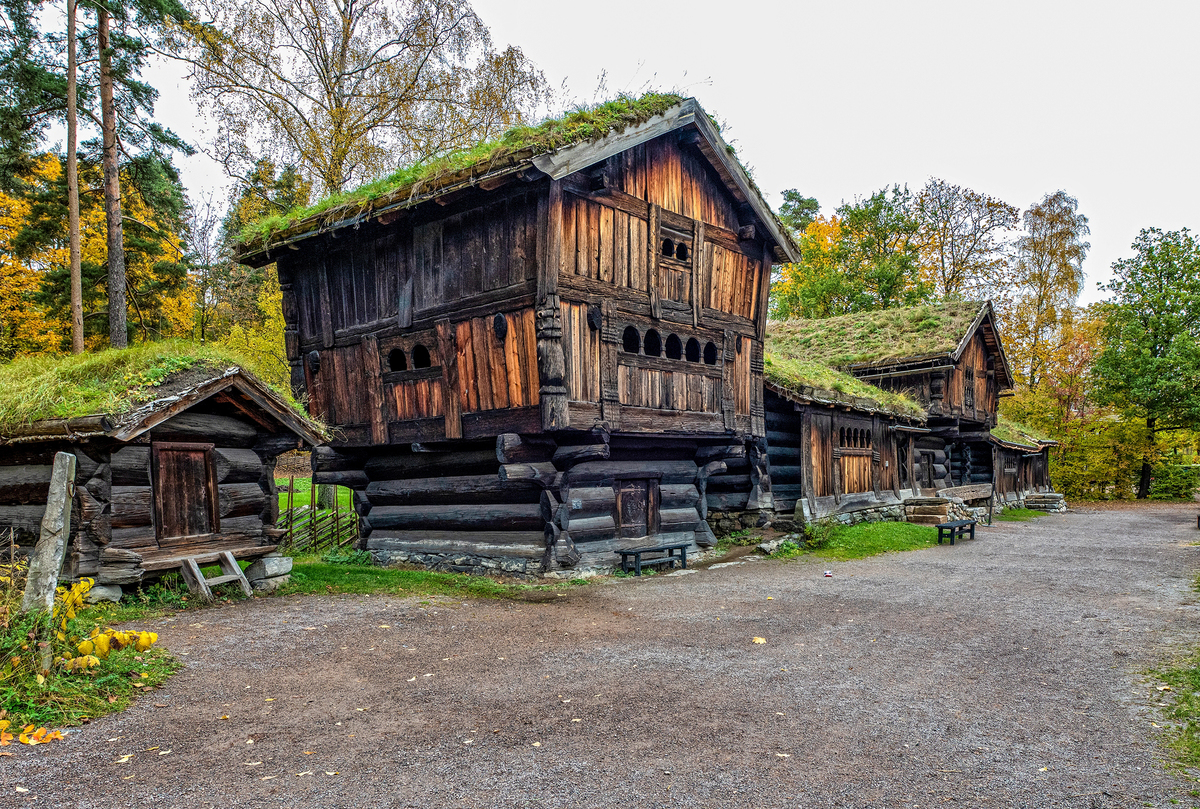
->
[455, 319, 479, 413]
[470, 316, 494, 412]
[692, 218, 705, 327]
[614, 210, 629, 288]
[599, 205, 614, 284]
[647, 203, 661, 319]
[361, 335, 388, 444]
[317, 261, 334, 348]
[368, 503, 544, 531]
[436, 318, 462, 439]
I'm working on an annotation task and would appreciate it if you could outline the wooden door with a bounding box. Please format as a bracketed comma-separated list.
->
[153, 442, 219, 544]
[615, 477, 659, 539]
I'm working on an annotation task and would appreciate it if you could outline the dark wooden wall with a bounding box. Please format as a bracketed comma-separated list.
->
[870, 331, 1001, 427]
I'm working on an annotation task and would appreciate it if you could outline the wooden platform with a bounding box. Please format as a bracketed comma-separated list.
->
[140, 544, 278, 573]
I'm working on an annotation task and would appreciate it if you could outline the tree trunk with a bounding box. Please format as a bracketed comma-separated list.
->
[1136, 416, 1156, 499]
[66, 0, 83, 353]
[316, 484, 335, 510]
[98, 7, 127, 349]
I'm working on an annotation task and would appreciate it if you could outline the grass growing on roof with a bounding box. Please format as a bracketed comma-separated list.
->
[991, 414, 1053, 447]
[766, 301, 984, 369]
[240, 92, 686, 248]
[0, 341, 303, 432]
[763, 354, 924, 416]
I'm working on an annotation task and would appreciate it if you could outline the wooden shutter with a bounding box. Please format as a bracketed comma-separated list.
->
[153, 442, 219, 543]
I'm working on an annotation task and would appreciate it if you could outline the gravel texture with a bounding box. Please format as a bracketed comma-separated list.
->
[4, 503, 1200, 808]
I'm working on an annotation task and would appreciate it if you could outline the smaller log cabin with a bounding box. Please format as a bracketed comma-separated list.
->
[752, 300, 1055, 527]
[235, 94, 798, 574]
[747, 343, 929, 524]
[0, 367, 324, 587]
[991, 419, 1055, 502]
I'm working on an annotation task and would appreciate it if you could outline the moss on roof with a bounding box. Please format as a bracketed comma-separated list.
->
[991, 415, 1054, 448]
[237, 92, 686, 253]
[763, 354, 925, 418]
[767, 301, 985, 370]
[0, 341, 308, 432]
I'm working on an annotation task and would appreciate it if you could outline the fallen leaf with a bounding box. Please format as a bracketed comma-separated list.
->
[265, 698, 275, 702]
[776, 753, 790, 758]
[1157, 685, 1172, 692]
[116, 754, 134, 763]
[753, 637, 766, 644]
[571, 719, 582, 723]
[378, 625, 390, 628]
[407, 677, 416, 682]
[296, 771, 313, 776]
[261, 775, 277, 781]
[219, 715, 229, 720]
[304, 751, 315, 755]
[531, 742, 541, 747]
[325, 771, 339, 776]
[246, 739, 254, 744]
[158, 750, 171, 756]
[145, 746, 159, 751]
[245, 762, 262, 766]
[15, 786, 29, 793]
[1039, 767, 1048, 772]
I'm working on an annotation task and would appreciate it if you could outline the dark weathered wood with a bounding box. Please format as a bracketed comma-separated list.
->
[495, 433, 555, 464]
[111, 446, 150, 486]
[536, 298, 569, 430]
[368, 503, 543, 531]
[213, 448, 262, 484]
[312, 470, 370, 488]
[567, 460, 696, 486]
[435, 317, 462, 440]
[499, 462, 559, 487]
[362, 334, 388, 444]
[367, 474, 537, 506]
[110, 485, 152, 528]
[218, 483, 267, 520]
[0, 464, 53, 505]
[153, 412, 258, 447]
[318, 261, 334, 348]
[367, 530, 543, 558]
[364, 448, 497, 480]
[692, 217, 704, 327]
[552, 443, 610, 467]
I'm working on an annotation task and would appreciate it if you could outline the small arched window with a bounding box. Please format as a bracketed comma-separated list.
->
[865, 430, 872, 447]
[703, 341, 718, 365]
[388, 348, 408, 372]
[675, 242, 689, 261]
[840, 428, 846, 447]
[685, 338, 701, 363]
[665, 334, 682, 360]
[412, 344, 432, 368]
[622, 326, 641, 354]
[661, 238, 675, 257]
[644, 329, 662, 357]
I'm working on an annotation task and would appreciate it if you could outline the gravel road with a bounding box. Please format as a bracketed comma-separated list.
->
[4, 503, 1200, 808]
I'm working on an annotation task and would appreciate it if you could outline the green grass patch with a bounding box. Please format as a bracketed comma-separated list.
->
[1, 570, 181, 729]
[277, 556, 523, 598]
[0, 340, 307, 431]
[762, 353, 923, 417]
[811, 521, 939, 560]
[714, 528, 763, 554]
[993, 508, 1049, 522]
[276, 478, 355, 512]
[1151, 645, 1200, 769]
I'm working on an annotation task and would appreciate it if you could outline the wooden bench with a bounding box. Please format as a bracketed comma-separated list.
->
[937, 519, 977, 545]
[617, 543, 690, 576]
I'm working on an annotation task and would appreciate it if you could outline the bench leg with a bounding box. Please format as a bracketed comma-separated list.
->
[969, 523, 976, 541]
[680, 548, 687, 569]
[634, 553, 642, 576]
[949, 529, 955, 545]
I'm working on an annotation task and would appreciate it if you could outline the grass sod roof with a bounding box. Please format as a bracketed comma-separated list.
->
[0, 342, 319, 437]
[991, 414, 1056, 450]
[766, 301, 987, 371]
[236, 92, 687, 255]
[763, 354, 925, 419]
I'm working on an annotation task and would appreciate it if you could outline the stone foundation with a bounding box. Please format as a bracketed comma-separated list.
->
[1023, 492, 1068, 513]
[707, 509, 773, 537]
[371, 549, 541, 580]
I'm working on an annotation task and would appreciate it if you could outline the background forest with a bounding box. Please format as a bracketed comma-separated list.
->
[0, 0, 1196, 501]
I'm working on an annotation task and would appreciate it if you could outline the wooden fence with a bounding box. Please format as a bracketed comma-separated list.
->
[276, 478, 359, 554]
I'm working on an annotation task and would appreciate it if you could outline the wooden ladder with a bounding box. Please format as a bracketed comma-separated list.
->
[179, 551, 253, 601]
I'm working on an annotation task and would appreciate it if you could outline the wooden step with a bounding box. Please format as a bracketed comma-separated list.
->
[178, 551, 254, 601]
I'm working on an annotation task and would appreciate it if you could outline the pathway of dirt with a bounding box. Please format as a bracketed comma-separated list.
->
[5, 503, 1200, 808]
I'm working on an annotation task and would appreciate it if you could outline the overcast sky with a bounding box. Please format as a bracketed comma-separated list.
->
[152, 0, 1200, 305]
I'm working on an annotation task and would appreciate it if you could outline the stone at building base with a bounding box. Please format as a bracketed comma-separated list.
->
[707, 509, 773, 538]
[1024, 492, 1068, 513]
[85, 584, 123, 604]
[246, 553, 294, 592]
[904, 497, 949, 525]
[251, 574, 291, 592]
[371, 549, 542, 580]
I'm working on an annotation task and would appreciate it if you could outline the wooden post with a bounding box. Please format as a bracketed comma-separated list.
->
[21, 452, 76, 615]
[802, 408, 816, 517]
[721, 329, 736, 431]
[536, 299, 569, 430]
[285, 475, 294, 547]
[333, 485, 340, 547]
[308, 476, 317, 543]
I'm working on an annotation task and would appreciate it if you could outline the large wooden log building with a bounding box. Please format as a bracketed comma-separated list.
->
[235, 96, 797, 574]
[0, 367, 323, 586]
